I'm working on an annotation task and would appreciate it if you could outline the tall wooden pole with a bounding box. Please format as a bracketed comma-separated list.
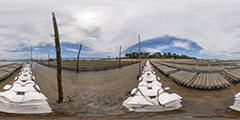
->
[52, 12, 63, 103]
[138, 34, 141, 77]
[130, 50, 133, 64]
[41, 50, 42, 64]
[48, 53, 50, 67]
[76, 44, 82, 73]
[119, 46, 121, 68]
[30, 46, 32, 68]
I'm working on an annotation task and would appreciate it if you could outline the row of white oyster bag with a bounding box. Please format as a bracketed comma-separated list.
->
[230, 92, 240, 111]
[122, 61, 182, 112]
[0, 64, 52, 114]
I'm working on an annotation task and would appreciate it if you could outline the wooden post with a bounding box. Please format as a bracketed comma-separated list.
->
[76, 44, 82, 73]
[131, 50, 133, 64]
[52, 12, 64, 103]
[119, 46, 121, 68]
[30, 46, 33, 68]
[138, 34, 141, 77]
[41, 50, 42, 64]
[48, 53, 50, 67]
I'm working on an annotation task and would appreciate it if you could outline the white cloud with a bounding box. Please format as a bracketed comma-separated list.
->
[143, 45, 169, 54]
[172, 40, 191, 50]
[65, 48, 78, 52]
[1, 0, 240, 59]
[0, 51, 30, 60]
[64, 47, 94, 54]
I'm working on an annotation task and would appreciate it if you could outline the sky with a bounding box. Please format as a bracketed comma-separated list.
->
[125, 36, 203, 58]
[1, 0, 240, 60]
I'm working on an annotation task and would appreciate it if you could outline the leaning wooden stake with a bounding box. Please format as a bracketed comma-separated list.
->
[41, 51, 42, 64]
[130, 50, 133, 64]
[119, 46, 121, 68]
[48, 53, 50, 67]
[76, 44, 82, 73]
[138, 34, 141, 77]
[30, 46, 33, 68]
[52, 12, 64, 103]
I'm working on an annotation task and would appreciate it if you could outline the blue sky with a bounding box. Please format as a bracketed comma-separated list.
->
[124, 36, 202, 58]
[5, 36, 224, 59]
[7, 42, 107, 59]
[1, 0, 240, 60]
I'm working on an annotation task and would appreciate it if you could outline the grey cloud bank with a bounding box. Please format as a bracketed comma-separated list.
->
[1, 0, 240, 59]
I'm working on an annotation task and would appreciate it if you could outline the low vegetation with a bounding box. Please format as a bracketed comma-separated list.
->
[125, 52, 196, 59]
[39, 60, 138, 71]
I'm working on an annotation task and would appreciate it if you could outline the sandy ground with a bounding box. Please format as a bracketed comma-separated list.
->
[33, 63, 140, 115]
[0, 68, 22, 92]
[0, 61, 239, 120]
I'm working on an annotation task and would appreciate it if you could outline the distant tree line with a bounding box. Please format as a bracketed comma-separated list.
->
[125, 52, 196, 59]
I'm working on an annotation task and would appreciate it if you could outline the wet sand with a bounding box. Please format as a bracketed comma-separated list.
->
[33, 63, 140, 115]
[0, 62, 239, 119]
[153, 66, 240, 119]
[0, 68, 22, 92]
